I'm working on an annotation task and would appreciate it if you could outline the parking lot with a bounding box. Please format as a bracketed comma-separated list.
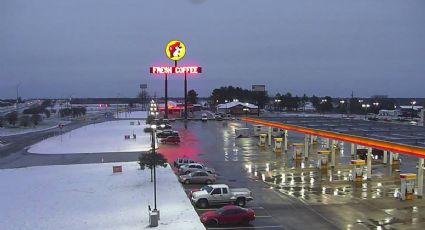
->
[158, 117, 425, 230]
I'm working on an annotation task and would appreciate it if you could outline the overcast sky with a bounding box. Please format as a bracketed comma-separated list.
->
[1, 0, 425, 99]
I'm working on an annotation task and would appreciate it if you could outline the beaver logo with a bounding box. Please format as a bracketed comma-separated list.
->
[165, 40, 186, 61]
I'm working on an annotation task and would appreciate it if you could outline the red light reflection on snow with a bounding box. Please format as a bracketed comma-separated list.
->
[157, 128, 203, 164]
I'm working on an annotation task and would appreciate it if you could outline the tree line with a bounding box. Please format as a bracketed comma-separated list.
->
[209, 86, 396, 114]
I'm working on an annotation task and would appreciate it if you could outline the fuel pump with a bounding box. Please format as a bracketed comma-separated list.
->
[393, 153, 400, 166]
[317, 150, 331, 171]
[399, 173, 416, 200]
[292, 143, 304, 160]
[259, 134, 267, 147]
[274, 138, 283, 153]
[351, 160, 366, 182]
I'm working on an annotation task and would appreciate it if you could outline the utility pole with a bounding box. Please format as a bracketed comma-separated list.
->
[16, 83, 21, 112]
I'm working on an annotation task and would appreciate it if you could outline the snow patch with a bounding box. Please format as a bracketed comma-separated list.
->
[115, 111, 148, 119]
[0, 162, 205, 230]
[29, 120, 152, 154]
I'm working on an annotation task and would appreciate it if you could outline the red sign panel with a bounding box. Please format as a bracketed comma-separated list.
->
[150, 66, 202, 75]
[113, 166, 122, 173]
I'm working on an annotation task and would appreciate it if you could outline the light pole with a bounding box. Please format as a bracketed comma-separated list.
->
[243, 106, 250, 127]
[411, 100, 417, 120]
[373, 102, 379, 114]
[362, 103, 370, 119]
[224, 100, 228, 115]
[320, 99, 327, 114]
[339, 100, 345, 115]
[274, 99, 281, 112]
[149, 100, 159, 212]
[16, 83, 21, 112]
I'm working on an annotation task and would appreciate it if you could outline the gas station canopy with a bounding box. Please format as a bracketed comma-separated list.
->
[242, 116, 425, 158]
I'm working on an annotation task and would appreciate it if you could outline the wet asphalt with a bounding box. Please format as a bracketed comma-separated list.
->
[162, 119, 425, 230]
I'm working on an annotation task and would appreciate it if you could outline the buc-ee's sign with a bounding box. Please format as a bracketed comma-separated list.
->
[150, 66, 202, 75]
[165, 40, 186, 61]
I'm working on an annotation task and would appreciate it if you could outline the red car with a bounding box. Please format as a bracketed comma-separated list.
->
[200, 205, 255, 226]
[160, 136, 181, 144]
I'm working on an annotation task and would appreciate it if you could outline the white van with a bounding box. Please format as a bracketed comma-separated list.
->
[201, 113, 208, 122]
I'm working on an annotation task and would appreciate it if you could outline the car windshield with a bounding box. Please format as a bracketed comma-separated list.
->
[201, 185, 213, 193]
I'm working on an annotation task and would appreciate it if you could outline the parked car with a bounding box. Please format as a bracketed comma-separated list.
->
[215, 115, 223, 121]
[157, 123, 172, 130]
[160, 136, 181, 144]
[191, 184, 253, 208]
[174, 158, 196, 168]
[179, 163, 215, 175]
[201, 113, 208, 122]
[156, 130, 179, 138]
[179, 170, 216, 184]
[200, 205, 255, 226]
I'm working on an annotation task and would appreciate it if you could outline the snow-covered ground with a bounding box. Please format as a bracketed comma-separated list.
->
[0, 162, 205, 230]
[115, 111, 148, 119]
[29, 120, 151, 154]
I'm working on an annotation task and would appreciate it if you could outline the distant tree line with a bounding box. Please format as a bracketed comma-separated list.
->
[59, 107, 87, 118]
[209, 86, 396, 115]
[210, 86, 269, 110]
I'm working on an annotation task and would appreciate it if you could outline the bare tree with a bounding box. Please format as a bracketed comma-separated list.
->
[138, 91, 150, 111]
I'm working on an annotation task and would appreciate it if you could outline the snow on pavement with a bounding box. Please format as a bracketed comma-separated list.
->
[29, 120, 151, 154]
[0, 162, 205, 230]
[115, 111, 148, 119]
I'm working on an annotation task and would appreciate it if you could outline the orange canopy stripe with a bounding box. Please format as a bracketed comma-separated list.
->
[242, 117, 425, 159]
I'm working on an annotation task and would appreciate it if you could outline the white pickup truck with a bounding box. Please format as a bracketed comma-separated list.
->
[191, 184, 253, 208]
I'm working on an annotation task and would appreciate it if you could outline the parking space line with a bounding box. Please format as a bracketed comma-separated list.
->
[208, 225, 283, 230]
[197, 206, 265, 211]
[255, 215, 272, 218]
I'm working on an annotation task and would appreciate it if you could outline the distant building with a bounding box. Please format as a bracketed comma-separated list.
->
[300, 102, 316, 112]
[251, 85, 266, 92]
[217, 101, 258, 115]
[398, 105, 423, 118]
[157, 101, 196, 117]
[378, 110, 401, 120]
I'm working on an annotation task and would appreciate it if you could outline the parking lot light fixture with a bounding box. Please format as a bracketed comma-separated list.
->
[243, 107, 250, 127]
[411, 100, 417, 119]
[339, 100, 345, 115]
[362, 104, 370, 119]
[274, 99, 281, 111]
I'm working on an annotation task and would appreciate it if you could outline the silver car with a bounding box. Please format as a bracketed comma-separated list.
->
[179, 163, 215, 175]
[179, 170, 216, 184]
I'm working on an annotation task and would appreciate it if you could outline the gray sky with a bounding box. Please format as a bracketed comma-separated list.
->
[1, 0, 425, 99]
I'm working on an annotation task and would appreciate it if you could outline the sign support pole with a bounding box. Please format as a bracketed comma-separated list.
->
[164, 73, 168, 119]
[184, 72, 188, 120]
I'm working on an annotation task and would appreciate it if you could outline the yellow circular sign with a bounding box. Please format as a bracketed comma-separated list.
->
[165, 40, 186, 61]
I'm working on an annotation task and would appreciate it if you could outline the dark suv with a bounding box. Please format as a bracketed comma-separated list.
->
[161, 136, 181, 144]
[156, 130, 179, 138]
